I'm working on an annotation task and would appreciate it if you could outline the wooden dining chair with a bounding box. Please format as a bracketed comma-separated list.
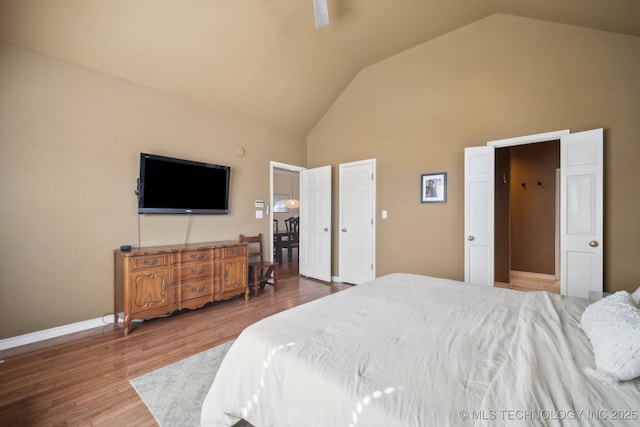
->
[239, 233, 279, 298]
[283, 217, 299, 264]
[272, 219, 279, 259]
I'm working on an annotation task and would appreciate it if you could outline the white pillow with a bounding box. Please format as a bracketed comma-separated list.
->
[581, 291, 640, 382]
[632, 286, 640, 306]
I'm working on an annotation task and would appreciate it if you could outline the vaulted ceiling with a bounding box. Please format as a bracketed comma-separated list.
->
[1, 0, 639, 137]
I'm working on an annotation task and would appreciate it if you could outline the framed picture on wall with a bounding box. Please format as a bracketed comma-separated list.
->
[421, 172, 447, 203]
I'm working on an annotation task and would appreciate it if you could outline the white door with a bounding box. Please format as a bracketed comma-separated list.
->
[339, 159, 376, 285]
[300, 166, 332, 282]
[464, 146, 495, 286]
[560, 129, 604, 298]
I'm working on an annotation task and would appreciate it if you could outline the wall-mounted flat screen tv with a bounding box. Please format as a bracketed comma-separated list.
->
[138, 153, 230, 214]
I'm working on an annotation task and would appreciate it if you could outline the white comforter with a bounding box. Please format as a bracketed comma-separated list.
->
[201, 273, 640, 426]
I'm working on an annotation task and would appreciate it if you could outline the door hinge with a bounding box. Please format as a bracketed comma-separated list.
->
[371, 264, 373, 270]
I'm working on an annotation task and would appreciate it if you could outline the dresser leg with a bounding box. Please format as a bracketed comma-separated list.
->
[123, 314, 131, 335]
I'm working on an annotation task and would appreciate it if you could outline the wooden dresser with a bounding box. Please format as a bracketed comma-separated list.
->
[114, 241, 248, 334]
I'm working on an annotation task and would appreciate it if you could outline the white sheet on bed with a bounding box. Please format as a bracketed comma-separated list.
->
[201, 273, 640, 427]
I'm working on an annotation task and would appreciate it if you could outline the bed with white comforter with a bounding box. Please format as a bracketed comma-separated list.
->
[201, 273, 640, 426]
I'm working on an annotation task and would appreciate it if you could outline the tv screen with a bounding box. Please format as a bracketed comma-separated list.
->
[138, 153, 230, 214]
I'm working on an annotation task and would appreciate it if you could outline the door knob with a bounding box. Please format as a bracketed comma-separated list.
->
[467, 235, 475, 241]
[589, 240, 599, 248]
[324, 227, 329, 232]
[341, 228, 347, 232]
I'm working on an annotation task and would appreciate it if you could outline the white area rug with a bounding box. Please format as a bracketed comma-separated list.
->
[130, 340, 241, 427]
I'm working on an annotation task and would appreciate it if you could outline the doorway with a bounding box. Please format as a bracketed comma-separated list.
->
[464, 128, 603, 298]
[270, 162, 333, 283]
[494, 141, 560, 293]
[270, 162, 305, 279]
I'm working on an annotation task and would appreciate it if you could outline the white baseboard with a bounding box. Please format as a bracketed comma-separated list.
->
[0, 314, 122, 352]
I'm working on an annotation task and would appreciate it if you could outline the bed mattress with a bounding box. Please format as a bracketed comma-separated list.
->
[201, 273, 640, 426]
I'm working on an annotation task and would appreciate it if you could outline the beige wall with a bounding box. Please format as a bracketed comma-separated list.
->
[0, 41, 306, 339]
[509, 142, 559, 275]
[494, 148, 510, 283]
[495, 142, 560, 280]
[307, 14, 640, 293]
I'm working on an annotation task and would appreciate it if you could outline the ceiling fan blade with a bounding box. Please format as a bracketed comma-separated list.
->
[313, 0, 329, 28]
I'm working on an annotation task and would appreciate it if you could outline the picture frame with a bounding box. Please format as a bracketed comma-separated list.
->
[273, 193, 290, 213]
[421, 172, 447, 203]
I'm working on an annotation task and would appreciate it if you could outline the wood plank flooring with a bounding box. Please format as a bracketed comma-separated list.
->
[495, 271, 560, 294]
[0, 273, 350, 426]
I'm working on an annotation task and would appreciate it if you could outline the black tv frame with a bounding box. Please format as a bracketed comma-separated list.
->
[137, 153, 230, 215]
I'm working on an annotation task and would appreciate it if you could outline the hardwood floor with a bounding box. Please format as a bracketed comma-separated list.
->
[495, 271, 560, 294]
[276, 256, 299, 280]
[0, 273, 349, 426]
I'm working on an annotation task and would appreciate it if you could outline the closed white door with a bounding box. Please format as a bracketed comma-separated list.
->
[560, 129, 603, 298]
[464, 146, 495, 286]
[300, 166, 332, 282]
[339, 159, 376, 285]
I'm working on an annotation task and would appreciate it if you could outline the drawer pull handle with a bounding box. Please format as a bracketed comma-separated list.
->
[190, 267, 206, 274]
[190, 285, 206, 293]
[190, 253, 205, 260]
[143, 258, 158, 266]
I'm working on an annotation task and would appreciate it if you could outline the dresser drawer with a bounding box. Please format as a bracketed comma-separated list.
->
[180, 278, 214, 301]
[131, 254, 169, 270]
[180, 249, 214, 263]
[178, 261, 215, 282]
[223, 246, 246, 258]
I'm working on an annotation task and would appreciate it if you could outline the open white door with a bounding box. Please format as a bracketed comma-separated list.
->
[300, 166, 332, 282]
[560, 129, 603, 298]
[464, 146, 495, 286]
[339, 159, 376, 285]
